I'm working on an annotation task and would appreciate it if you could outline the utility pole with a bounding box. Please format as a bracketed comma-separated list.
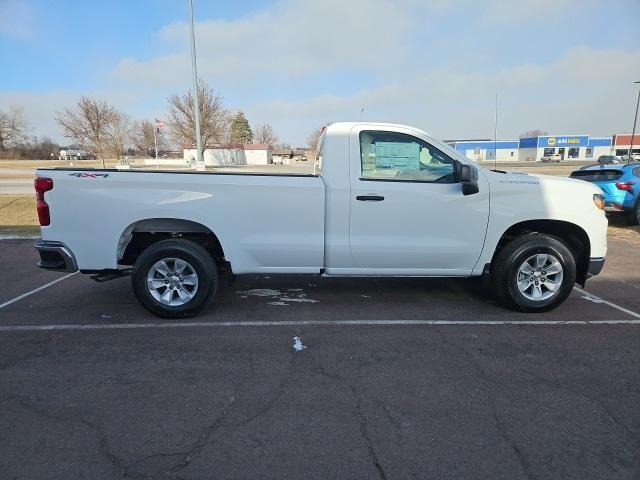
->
[493, 93, 498, 170]
[188, 0, 205, 171]
[628, 80, 640, 164]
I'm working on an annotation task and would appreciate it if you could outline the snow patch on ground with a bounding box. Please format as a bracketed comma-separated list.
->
[292, 336, 307, 351]
[280, 297, 319, 303]
[240, 288, 282, 297]
[238, 287, 319, 306]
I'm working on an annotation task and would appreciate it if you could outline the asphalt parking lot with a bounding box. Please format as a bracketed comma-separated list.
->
[1, 236, 639, 479]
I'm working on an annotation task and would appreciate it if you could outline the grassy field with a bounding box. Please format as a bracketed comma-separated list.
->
[0, 195, 40, 237]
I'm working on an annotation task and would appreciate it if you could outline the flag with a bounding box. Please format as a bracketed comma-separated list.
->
[154, 119, 166, 128]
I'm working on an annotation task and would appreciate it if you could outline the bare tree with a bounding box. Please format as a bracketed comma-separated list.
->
[167, 79, 229, 158]
[307, 126, 324, 150]
[0, 106, 29, 150]
[519, 129, 548, 138]
[254, 123, 278, 145]
[132, 120, 163, 157]
[56, 97, 119, 167]
[108, 112, 132, 160]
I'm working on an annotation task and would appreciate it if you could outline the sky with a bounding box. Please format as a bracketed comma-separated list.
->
[0, 0, 639, 146]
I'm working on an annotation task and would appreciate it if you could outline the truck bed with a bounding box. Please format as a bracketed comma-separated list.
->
[37, 168, 326, 273]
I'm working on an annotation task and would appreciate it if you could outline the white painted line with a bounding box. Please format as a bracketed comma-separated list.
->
[1, 318, 640, 333]
[574, 286, 640, 320]
[0, 272, 78, 310]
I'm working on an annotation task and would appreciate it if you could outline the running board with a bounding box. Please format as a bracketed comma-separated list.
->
[88, 268, 132, 283]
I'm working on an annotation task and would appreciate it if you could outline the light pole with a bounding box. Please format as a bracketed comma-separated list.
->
[188, 0, 204, 171]
[628, 80, 640, 164]
[360, 107, 365, 121]
[493, 93, 498, 169]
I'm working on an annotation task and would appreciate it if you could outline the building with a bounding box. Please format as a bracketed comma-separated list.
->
[612, 134, 640, 158]
[183, 144, 272, 166]
[447, 140, 519, 162]
[58, 147, 93, 160]
[517, 135, 613, 162]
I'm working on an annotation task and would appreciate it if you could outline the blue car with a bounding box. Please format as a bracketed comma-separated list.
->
[570, 163, 640, 225]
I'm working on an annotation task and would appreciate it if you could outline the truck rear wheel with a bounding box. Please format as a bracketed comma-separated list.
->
[491, 234, 576, 313]
[131, 239, 218, 318]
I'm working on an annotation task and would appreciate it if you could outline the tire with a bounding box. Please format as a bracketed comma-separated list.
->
[626, 202, 640, 226]
[131, 239, 218, 318]
[492, 234, 576, 313]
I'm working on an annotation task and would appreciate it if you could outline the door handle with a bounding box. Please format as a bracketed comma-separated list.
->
[356, 195, 385, 201]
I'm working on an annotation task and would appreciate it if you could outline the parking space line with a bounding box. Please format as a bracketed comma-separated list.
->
[1, 318, 640, 333]
[573, 286, 640, 320]
[0, 272, 78, 310]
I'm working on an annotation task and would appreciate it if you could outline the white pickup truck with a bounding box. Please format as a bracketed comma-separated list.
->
[34, 122, 607, 318]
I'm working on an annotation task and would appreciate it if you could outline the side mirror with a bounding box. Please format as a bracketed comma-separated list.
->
[459, 164, 479, 195]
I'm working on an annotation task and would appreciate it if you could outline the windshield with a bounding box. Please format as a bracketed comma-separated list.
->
[570, 169, 623, 182]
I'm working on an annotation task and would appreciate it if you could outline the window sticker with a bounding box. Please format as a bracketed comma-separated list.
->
[374, 142, 421, 171]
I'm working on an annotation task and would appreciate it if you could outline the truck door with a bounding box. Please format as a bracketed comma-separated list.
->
[348, 128, 490, 274]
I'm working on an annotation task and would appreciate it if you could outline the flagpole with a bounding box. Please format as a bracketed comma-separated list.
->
[188, 0, 204, 171]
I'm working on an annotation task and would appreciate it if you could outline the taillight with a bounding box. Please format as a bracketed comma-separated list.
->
[592, 194, 604, 210]
[615, 181, 635, 191]
[34, 177, 53, 226]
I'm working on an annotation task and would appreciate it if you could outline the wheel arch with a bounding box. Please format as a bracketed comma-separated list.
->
[117, 218, 229, 272]
[489, 219, 590, 285]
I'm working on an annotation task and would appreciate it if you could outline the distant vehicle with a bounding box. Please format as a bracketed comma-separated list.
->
[597, 155, 621, 165]
[58, 149, 96, 160]
[620, 153, 640, 162]
[570, 163, 640, 225]
[540, 154, 561, 163]
[34, 122, 607, 317]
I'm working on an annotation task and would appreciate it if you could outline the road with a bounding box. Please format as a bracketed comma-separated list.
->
[0, 180, 34, 195]
[0, 236, 639, 479]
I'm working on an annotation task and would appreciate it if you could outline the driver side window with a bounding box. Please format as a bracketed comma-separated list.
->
[360, 131, 456, 182]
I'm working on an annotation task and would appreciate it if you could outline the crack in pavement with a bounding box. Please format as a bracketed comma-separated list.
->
[4, 395, 134, 478]
[306, 351, 388, 480]
[162, 353, 297, 478]
[519, 368, 640, 445]
[436, 330, 535, 480]
[3, 350, 300, 480]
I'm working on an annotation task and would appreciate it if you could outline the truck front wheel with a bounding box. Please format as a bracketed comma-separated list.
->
[491, 234, 576, 312]
[131, 239, 218, 318]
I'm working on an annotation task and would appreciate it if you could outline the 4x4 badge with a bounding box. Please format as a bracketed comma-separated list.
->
[69, 173, 109, 178]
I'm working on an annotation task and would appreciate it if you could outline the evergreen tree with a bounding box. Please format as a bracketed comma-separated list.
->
[229, 111, 253, 144]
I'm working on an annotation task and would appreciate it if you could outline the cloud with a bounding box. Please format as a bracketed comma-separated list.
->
[0, 0, 34, 38]
[112, 0, 437, 86]
[248, 46, 640, 143]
